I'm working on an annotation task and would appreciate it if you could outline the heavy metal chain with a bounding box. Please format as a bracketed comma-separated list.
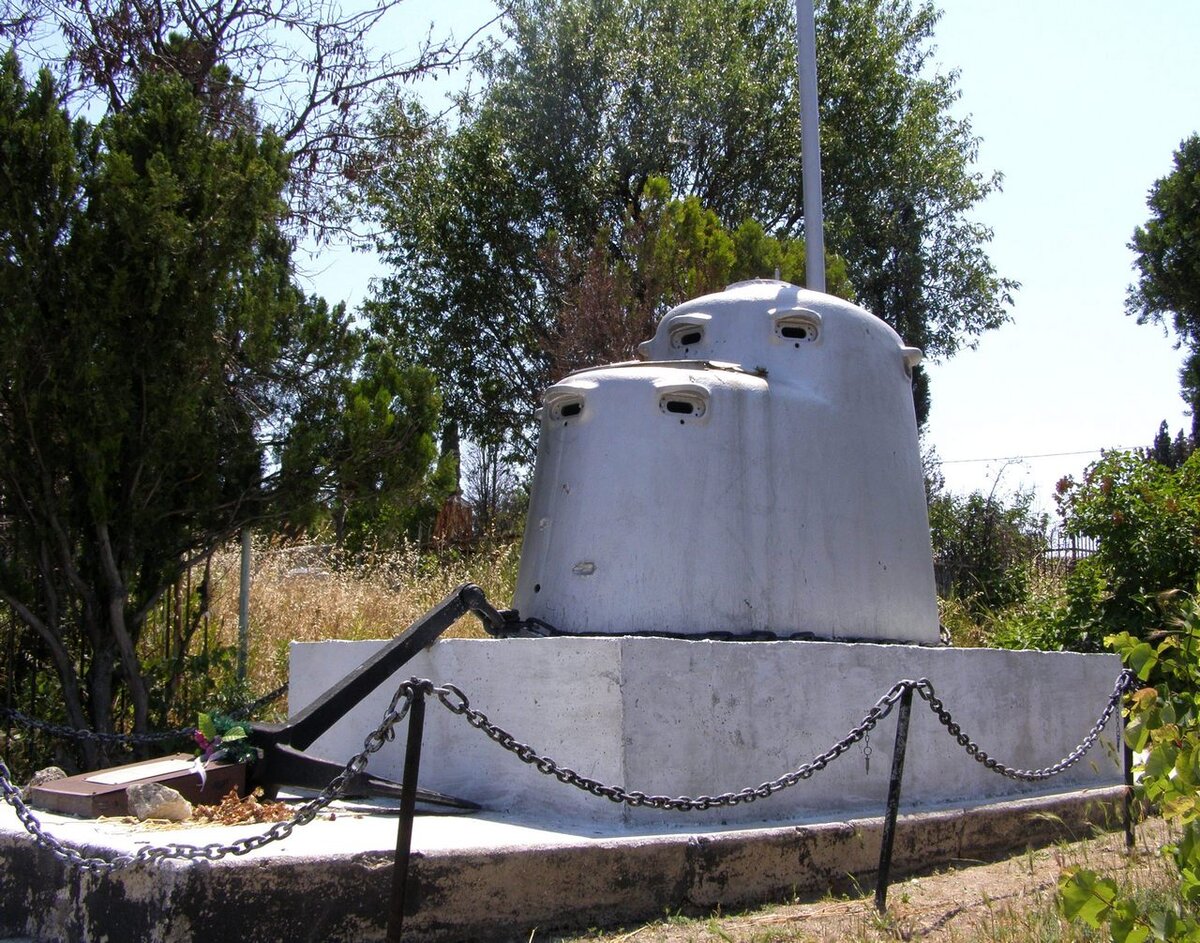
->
[0, 681, 417, 873]
[0, 682, 290, 746]
[1, 670, 1137, 872]
[0, 707, 193, 746]
[425, 669, 1136, 804]
[425, 678, 912, 810]
[913, 668, 1137, 781]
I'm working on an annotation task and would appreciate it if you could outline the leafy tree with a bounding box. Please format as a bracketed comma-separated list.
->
[0, 56, 445, 756]
[0, 0, 484, 235]
[1129, 134, 1200, 440]
[544, 176, 853, 381]
[279, 339, 457, 551]
[1051, 450, 1200, 652]
[1060, 602, 1200, 941]
[1147, 420, 1195, 471]
[363, 102, 549, 459]
[364, 0, 1015, 453]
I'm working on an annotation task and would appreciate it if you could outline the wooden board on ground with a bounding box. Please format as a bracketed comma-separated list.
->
[31, 753, 246, 818]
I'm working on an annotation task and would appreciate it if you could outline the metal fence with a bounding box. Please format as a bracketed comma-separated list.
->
[934, 526, 1098, 599]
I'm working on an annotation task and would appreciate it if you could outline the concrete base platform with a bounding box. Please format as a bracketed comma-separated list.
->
[1, 786, 1125, 942]
[290, 639, 1126, 827]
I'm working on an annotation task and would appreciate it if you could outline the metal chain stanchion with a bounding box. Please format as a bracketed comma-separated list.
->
[875, 684, 914, 913]
[1, 666, 1136, 929]
[387, 684, 428, 943]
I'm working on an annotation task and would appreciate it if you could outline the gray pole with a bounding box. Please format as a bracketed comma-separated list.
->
[238, 527, 251, 682]
[793, 0, 826, 293]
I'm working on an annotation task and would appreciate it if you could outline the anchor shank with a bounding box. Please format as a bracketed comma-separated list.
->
[280, 583, 484, 750]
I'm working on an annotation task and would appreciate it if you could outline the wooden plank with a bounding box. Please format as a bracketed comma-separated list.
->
[31, 753, 247, 818]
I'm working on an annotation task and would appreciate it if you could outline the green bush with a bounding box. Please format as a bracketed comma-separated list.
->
[929, 487, 1048, 615]
[1059, 595, 1200, 940]
[1051, 450, 1200, 651]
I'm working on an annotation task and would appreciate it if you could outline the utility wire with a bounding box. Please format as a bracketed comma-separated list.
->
[939, 447, 1131, 466]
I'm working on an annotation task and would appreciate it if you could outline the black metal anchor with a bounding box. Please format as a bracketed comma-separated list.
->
[247, 583, 513, 811]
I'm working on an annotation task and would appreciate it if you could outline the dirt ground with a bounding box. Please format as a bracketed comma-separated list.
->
[546, 818, 1176, 943]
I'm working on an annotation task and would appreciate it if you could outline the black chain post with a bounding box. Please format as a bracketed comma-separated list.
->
[875, 684, 914, 913]
[0, 671, 1133, 875]
[1119, 668, 1137, 852]
[1123, 740, 1135, 851]
[387, 684, 427, 943]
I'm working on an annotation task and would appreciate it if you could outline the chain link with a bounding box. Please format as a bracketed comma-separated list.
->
[913, 668, 1137, 781]
[428, 679, 914, 810]
[0, 707, 194, 746]
[1, 670, 1137, 871]
[0, 682, 290, 747]
[0, 681, 421, 872]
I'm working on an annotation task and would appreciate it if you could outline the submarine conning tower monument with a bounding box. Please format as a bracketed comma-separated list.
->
[288, 279, 1122, 836]
[513, 278, 940, 643]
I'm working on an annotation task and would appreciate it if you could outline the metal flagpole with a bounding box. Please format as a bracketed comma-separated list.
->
[793, 0, 826, 293]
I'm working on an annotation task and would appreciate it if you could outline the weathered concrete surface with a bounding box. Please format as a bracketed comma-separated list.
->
[0, 787, 1125, 942]
[1, 640, 1126, 939]
[290, 637, 1126, 827]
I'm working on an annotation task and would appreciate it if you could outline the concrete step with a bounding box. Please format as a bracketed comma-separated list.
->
[0, 786, 1124, 942]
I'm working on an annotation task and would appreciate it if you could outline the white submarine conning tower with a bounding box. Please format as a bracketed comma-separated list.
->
[513, 279, 940, 644]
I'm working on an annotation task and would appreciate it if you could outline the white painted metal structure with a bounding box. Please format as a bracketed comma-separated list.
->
[513, 279, 939, 643]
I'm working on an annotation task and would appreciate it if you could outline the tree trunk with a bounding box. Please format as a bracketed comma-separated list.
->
[96, 524, 151, 736]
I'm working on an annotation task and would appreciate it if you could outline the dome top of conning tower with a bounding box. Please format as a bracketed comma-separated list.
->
[637, 279, 923, 380]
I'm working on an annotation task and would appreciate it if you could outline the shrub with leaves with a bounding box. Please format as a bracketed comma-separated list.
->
[194, 713, 259, 767]
[928, 484, 1048, 616]
[1058, 592, 1200, 940]
[1053, 450, 1200, 651]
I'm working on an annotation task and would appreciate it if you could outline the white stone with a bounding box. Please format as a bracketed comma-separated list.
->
[512, 281, 938, 643]
[289, 637, 1124, 829]
[126, 782, 192, 822]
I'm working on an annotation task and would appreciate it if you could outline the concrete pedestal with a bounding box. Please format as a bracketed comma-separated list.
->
[0, 639, 1128, 941]
[0, 786, 1127, 943]
[290, 638, 1125, 828]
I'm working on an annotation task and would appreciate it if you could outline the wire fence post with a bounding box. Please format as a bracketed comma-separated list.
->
[387, 686, 427, 943]
[875, 683, 914, 913]
[237, 527, 251, 683]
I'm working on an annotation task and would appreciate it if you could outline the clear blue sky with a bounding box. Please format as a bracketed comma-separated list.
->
[305, 0, 1200, 514]
[922, 1, 1200, 511]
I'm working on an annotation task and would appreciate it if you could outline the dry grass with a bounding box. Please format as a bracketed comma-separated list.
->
[195, 538, 520, 706]
[937, 563, 1072, 650]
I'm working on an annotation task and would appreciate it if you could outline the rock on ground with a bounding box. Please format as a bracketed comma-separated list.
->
[127, 782, 193, 822]
[21, 767, 66, 803]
